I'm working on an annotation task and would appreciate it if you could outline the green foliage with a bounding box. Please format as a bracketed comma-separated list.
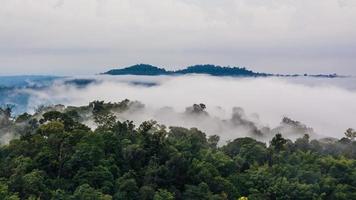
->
[270, 133, 287, 152]
[73, 184, 112, 200]
[0, 107, 355, 200]
[153, 189, 174, 200]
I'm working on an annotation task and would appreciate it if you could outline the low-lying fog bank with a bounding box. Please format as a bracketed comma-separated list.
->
[3, 75, 356, 142]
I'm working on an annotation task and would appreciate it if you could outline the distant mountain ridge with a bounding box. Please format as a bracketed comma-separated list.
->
[103, 64, 269, 77]
[103, 64, 344, 78]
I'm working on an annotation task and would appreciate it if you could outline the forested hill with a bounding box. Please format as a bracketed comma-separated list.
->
[174, 65, 264, 76]
[103, 64, 268, 77]
[104, 64, 169, 76]
[103, 64, 344, 78]
[0, 101, 356, 199]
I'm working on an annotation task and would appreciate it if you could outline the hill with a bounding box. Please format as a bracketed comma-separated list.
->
[103, 64, 267, 77]
[174, 64, 264, 76]
[104, 64, 170, 76]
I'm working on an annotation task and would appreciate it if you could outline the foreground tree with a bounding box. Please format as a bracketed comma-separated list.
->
[0, 107, 355, 199]
[345, 128, 356, 141]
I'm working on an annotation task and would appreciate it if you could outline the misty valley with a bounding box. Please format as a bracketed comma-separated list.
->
[1, 73, 356, 199]
[2, 0, 356, 199]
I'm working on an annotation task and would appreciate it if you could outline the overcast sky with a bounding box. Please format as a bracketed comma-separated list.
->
[1, 0, 356, 75]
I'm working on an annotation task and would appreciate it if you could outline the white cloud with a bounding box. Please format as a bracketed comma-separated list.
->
[0, 0, 356, 75]
[24, 75, 356, 141]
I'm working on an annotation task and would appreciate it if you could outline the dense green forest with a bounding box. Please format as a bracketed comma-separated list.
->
[103, 64, 267, 77]
[0, 101, 356, 200]
[102, 64, 340, 78]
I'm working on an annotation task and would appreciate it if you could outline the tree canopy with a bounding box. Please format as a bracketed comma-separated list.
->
[0, 103, 355, 199]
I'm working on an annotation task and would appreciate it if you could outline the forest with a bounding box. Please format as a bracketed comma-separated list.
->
[102, 64, 339, 78]
[103, 64, 267, 77]
[0, 101, 355, 200]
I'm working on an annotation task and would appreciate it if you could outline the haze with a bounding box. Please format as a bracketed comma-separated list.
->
[22, 75, 356, 141]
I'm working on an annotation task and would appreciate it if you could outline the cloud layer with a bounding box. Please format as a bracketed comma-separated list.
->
[23, 75, 356, 141]
[1, 0, 356, 75]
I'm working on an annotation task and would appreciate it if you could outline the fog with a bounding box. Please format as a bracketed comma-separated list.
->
[22, 75, 356, 141]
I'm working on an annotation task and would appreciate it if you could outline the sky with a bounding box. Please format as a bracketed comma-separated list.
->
[1, 0, 356, 75]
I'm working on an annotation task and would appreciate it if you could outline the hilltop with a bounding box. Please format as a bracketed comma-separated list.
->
[103, 64, 346, 78]
[104, 64, 169, 76]
[103, 64, 268, 77]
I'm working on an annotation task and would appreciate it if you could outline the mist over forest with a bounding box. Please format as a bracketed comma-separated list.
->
[2, 0, 356, 198]
[1, 65, 356, 200]
[1, 73, 356, 199]
[1, 87, 356, 199]
[2, 75, 354, 139]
